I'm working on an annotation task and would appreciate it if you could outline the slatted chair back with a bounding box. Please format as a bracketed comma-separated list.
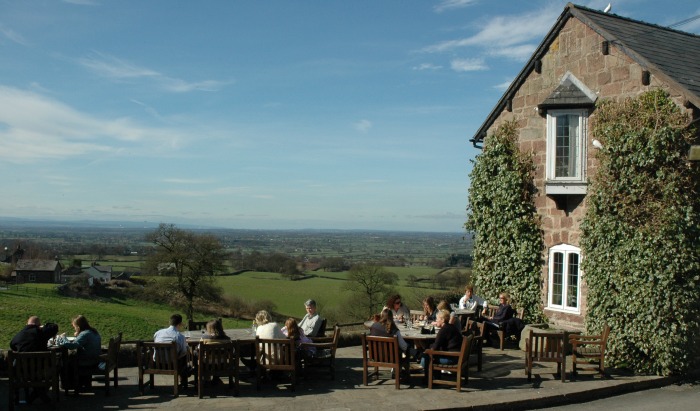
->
[425, 333, 474, 392]
[255, 337, 296, 391]
[137, 341, 180, 397]
[465, 319, 485, 371]
[300, 324, 340, 380]
[188, 320, 208, 331]
[361, 333, 403, 389]
[525, 330, 567, 382]
[409, 310, 423, 323]
[89, 332, 121, 396]
[569, 324, 611, 380]
[8, 350, 60, 411]
[197, 340, 239, 398]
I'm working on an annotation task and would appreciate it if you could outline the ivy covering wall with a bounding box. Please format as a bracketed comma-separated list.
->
[465, 121, 545, 324]
[580, 89, 700, 375]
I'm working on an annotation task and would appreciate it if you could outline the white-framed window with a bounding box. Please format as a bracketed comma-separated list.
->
[546, 109, 587, 182]
[547, 244, 581, 313]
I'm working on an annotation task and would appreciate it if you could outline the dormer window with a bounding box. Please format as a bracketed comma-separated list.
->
[539, 72, 596, 196]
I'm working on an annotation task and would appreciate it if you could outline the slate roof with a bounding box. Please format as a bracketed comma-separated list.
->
[14, 259, 61, 272]
[471, 2, 700, 146]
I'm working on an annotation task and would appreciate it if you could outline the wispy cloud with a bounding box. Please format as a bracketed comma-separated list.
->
[78, 51, 229, 92]
[493, 79, 513, 91]
[0, 25, 28, 46]
[0, 85, 187, 163]
[412, 63, 443, 71]
[421, 7, 559, 53]
[450, 58, 487, 72]
[434, 0, 478, 13]
[487, 44, 538, 62]
[354, 119, 372, 133]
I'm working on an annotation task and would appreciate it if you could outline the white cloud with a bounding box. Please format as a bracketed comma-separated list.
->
[434, 0, 477, 13]
[0, 85, 187, 163]
[422, 7, 559, 53]
[493, 79, 513, 91]
[0, 25, 28, 46]
[354, 119, 372, 133]
[487, 44, 538, 62]
[450, 58, 488, 72]
[78, 51, 229, 92]
[412, 63, 443, 71]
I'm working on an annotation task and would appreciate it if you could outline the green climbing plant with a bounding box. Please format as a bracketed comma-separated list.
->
[580, 89, 700, 375]
[465, 121, 545, 324]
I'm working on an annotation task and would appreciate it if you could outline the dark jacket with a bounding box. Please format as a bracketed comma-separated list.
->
[492, 304, 515, 323]
[430, 322, 462, 352]
[10, 323, 59, 352]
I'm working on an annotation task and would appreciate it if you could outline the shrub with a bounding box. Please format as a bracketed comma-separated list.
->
[465, 121, 545, 323]
[581, 89, 700, 375]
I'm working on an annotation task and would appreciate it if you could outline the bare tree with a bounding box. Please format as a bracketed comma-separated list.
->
[344, 263, 397, 319]
[144, 224, 227, 321]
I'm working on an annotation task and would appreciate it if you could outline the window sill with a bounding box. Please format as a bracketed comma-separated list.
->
[545, 181, 587, 195]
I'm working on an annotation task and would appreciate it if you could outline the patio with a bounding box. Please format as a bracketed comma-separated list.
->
[1, 344, 673, 411]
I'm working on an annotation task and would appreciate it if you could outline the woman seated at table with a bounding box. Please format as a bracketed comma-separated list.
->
[254, 310, 285, 339]
[281, 318, 316, 358]
[369, 308, 409, 354]
[201, 319, 230, 342]
[58, 315, 102, 389]
[384, 294, 410, 324]
[437, 300, 457, 325]
[422, 296, 438, 325]
[419, 309, 462, 381]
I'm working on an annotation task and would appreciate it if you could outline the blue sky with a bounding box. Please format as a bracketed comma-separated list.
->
[1, 0, 699, 232]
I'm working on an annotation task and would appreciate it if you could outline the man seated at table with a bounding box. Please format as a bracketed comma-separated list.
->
[154, 314, 190, 389]
[11, 316, 59, 352]
[420, 310, 462, 384]
[10, 316, 59, 404]
[298, 299, 324, 337]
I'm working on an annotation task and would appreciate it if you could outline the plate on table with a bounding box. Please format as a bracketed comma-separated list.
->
[66, 336, 76, 342]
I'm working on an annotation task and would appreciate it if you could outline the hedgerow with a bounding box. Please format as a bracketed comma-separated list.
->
[580, 89, 700, 375]
[465, 121, 545, 323]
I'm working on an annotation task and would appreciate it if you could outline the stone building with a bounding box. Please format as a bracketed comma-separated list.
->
[470, 3, 700, 329]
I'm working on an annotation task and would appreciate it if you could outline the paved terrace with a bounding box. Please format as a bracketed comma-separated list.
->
[1, 345, 674, 411]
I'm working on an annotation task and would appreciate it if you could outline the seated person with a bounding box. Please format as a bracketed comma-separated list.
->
[483, 292, 515, 345]
[254, 310, 285, 339]
[58, 315, 102, 390]
[281, 317, 316, 358]
[385, 294, 410, 323]
[11, 316, 59, 352]
[369, 308, 409, 353]
[458, 285, 486, 312]
[201, 319, 230, 342]
[422, 296, 438, 325]
[420, 310, 462, 382]
[298, 299, 324, 337]
[153, 314, 189, 389]
[437, 300, 457, 325]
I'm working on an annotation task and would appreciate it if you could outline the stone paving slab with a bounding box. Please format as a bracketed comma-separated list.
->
[1, 345, 673, 411]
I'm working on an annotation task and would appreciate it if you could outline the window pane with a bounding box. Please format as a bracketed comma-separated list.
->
[551, 252, 563, 306]
[555, 114, 579, 178]
[566, 253, 579, 308]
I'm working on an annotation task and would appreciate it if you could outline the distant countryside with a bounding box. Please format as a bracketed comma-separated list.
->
[0, 220, 473, 347]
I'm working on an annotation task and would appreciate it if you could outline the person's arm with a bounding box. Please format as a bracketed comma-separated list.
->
[458, 296, 467, 309]
[395, 330, 408, 352]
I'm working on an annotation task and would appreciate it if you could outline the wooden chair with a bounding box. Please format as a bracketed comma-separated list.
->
[569, 324, 611, 380]
[409, 310, 424, 323]
[77, 332, 121, 396]
[424, 333, 474, 392]
[196, 341, 239, 398]
[465, 319, 485, 371]
[188, 320, 208, 331]
[8, 350, 61, 411]
[137, 341, 181, 397]
[300, 325, 340, 380]
[360, 334, 404, 390]
[255, 337, 297, 392]
[525, 330, 567, 382]
[485, 306, 525, 350]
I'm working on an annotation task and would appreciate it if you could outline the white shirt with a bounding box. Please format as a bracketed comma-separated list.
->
[153, 325, 187, 358]
[299, 313, 323, 337]
[459, 295, 485, 310]
[255, 322, 285, 339]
